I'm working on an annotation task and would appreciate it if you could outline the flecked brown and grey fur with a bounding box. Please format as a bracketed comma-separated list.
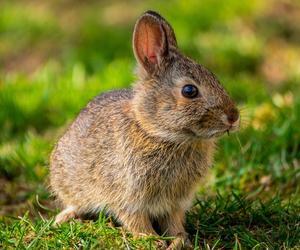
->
[50, 10, 239, 249]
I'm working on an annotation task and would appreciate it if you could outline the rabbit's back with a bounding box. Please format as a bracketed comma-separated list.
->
[50, 89, 132, 210]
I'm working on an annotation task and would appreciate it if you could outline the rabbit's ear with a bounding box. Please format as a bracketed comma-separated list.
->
[133, 11, 177, 74]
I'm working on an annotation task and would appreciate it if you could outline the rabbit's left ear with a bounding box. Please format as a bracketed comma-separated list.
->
[133, 10, 177, 74]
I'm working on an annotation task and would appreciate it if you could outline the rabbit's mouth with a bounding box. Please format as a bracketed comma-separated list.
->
[191, 128, 227, 139]
[194, 124, 239, 139]
[227, 121, 240, 132]
[183, 120, 240, 139]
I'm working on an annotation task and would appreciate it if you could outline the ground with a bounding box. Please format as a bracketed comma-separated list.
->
[0, 0, 300, 249]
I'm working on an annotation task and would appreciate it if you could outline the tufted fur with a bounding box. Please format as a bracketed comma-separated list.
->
[50, 10, 239, 249]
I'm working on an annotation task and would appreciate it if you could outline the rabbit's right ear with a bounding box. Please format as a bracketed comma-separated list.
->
[133, 11, 177, 75]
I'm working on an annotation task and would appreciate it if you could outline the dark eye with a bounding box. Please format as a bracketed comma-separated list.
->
[181, 84, 199, 98]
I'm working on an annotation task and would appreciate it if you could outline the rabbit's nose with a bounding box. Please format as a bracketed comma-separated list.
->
[226, 108, 239, 125]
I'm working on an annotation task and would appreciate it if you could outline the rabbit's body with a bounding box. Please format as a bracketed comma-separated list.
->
[50, 10, 239, 249]
[51, 89, 215, 217]
[50, 90, 132, 213]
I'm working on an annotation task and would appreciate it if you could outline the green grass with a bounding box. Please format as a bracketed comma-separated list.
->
[1, 0, 300, 249]
[1, 194, 299, 249]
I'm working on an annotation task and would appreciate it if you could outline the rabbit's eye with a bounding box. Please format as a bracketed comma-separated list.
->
[182, 85, 199, 98]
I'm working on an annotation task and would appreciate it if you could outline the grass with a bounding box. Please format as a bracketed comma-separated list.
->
[0, 0, 300, 249]
[1, 194, 299, 249]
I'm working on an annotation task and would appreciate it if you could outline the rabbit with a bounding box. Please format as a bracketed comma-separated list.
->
[49, 10, 240, 249]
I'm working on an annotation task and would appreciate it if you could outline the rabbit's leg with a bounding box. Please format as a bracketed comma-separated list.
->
[159, 210, 192, 250]
[119, 211, 167, 248]
[54, 205, 78, 225]
[119, 211, 157, 236]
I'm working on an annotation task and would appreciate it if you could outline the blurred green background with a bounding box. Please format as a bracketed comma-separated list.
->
[0, 0, 300, 249]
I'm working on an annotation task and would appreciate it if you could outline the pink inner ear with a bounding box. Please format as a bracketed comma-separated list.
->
[140, 22, 163, 65]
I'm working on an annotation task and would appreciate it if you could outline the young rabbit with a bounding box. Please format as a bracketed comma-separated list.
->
[50, 10, 239, 249]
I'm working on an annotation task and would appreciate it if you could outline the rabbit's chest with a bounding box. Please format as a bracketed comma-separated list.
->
[127, 149, 210, 215]
[131, 145, 212, 199]
[157, 150, 207, 186]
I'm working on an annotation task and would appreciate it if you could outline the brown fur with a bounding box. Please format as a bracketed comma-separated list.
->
[50, 10, 239, 249]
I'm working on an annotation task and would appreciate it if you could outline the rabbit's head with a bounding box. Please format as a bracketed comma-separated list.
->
[131, 11, 239, 141]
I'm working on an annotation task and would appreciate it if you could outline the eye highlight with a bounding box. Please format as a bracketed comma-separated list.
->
[181, 84, 199, 98]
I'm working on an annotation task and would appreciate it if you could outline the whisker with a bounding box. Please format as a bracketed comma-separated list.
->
[237, 104, 250, 110]
[240, 116, 251, 121]
[240, 118, 251, 123]
[241, 121, 251, 125]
